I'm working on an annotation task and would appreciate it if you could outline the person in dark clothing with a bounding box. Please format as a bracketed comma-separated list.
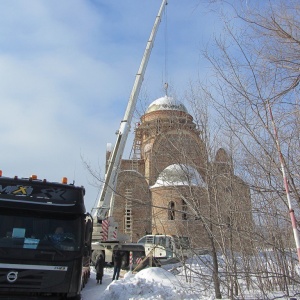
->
[95, 254, 105, 284]
[112, 250, 123, 280]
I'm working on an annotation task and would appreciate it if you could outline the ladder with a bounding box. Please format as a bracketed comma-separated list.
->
[130, 122, 142, 171]
[124, 188, 133, 241]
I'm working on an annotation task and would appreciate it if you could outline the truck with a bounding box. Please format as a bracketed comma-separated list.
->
[91, 0, 168, 268]
[137, 235, 191, 261]
[0, 170, 93, 299]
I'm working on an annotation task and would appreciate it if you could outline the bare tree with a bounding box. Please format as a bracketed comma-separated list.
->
[193, 0, 300, 297]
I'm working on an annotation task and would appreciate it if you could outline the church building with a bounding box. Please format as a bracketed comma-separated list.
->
[108, 95, 253, 252]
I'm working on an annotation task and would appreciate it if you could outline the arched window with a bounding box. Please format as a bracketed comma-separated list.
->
[156, 119, 161, 134]
[182, 199, 187, 220]
[168, 201, 175, 220]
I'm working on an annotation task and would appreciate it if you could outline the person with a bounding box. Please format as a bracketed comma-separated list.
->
[112, 250, 123, 280]
[48, 226, 74, 248]
[55, 227, 64, 234]
[95, 254, 105, 284]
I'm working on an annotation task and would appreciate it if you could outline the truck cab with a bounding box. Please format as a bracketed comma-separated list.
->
[137, 234, 190, 260]
[0, 173, 92, 299]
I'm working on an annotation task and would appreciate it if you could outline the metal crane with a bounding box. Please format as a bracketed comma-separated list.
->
[92, 0, 168, 247]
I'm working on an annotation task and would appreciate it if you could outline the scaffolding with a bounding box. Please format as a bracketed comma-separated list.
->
[130, 122, 142, 171]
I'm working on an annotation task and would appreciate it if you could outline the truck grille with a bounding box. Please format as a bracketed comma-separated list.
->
[0, 268, 65, 290]
[0, 269, 44, 289]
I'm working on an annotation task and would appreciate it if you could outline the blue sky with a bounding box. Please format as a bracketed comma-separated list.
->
[0, 0, 229, 212]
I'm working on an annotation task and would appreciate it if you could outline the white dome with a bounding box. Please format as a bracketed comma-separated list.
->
[150, 164, 205, 188]
[146, 95, 188, 113]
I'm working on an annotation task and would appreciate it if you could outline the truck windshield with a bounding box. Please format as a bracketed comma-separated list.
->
[0, 209, 82, 252]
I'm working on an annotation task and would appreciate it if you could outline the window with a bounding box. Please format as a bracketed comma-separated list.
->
[182, 199, 187, 220]
[155, 236, 166, 247]
[0, 209, 81, 253]
[137, 236, 147, 244]
[156, 119, 161, 134]
[168, 201, 175, 220]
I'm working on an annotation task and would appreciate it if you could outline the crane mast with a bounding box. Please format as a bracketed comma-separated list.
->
[94, 0, 168, 224]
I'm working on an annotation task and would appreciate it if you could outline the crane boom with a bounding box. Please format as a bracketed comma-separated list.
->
[95, 0, 168, 222]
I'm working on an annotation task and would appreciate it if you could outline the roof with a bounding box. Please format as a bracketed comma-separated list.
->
[146, 95, 188, 113]
[150, 164, 205, 189]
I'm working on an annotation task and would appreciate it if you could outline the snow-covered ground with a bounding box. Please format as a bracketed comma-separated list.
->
[82, 266, 202, 300]
[81, 257, 300, 300]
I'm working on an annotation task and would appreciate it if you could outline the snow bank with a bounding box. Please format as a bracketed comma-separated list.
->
[100, 267, 197, 300]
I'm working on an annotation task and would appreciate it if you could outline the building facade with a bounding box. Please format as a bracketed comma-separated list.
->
[108, 95, 253, 251]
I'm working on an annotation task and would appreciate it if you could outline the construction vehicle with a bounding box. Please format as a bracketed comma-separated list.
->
[91, 0, 168, 267]
[0, 170, 93, 299]
[137, 235, 191, 261]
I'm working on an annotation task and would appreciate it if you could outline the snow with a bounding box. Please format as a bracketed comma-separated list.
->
[146, 96, 188, 113]
[109, 268, 192, 300]
[82, 265, 203, 300]
[82, 267, 190, 300]
[150, 164, 205, 188]
[81, 255, 300, 300]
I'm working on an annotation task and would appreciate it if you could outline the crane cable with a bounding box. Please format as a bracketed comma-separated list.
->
[163, 2, 169, 96]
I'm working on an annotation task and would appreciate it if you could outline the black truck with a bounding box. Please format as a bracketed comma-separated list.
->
[0, 171, 93, 299]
